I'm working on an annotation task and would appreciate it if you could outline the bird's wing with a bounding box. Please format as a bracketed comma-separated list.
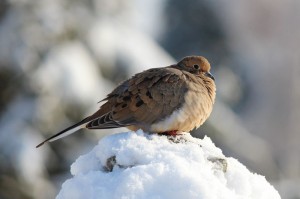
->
[86, 67, 189, 130]
[36, 67, 189, 148]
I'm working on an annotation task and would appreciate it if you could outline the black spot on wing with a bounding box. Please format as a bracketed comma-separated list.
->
[136, 100, 144, 107]
[122, 96, 131, 101]
[146, 91, 153, 99]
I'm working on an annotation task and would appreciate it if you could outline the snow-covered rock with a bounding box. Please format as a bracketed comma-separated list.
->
[56, 130, 281, 199]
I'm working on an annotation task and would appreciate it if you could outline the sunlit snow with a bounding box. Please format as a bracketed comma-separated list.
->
[57, 130, 280, 199]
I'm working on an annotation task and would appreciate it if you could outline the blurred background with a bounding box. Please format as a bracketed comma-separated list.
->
[0, 0, 299, 198]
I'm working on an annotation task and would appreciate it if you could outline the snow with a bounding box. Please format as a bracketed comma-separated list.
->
[56, 130, 281, 199]
[33, 41, 109, 104]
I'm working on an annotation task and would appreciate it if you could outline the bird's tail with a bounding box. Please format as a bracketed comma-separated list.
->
[36, 117, 90, 148]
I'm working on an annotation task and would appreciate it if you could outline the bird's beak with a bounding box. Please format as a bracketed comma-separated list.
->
[205, 72, 215, 81]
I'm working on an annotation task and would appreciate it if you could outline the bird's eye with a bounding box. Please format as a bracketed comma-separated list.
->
[193, 64, 199, 69]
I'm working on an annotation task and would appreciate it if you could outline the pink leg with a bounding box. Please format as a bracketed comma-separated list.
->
[161, 130, 178, 136]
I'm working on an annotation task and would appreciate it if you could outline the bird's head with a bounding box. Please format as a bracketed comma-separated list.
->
[176, 56, 215, 81]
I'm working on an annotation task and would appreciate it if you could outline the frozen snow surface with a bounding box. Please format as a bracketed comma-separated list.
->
[57, 130, 281, 199]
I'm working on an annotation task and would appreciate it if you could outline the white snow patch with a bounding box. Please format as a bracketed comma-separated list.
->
[57, 130, 281, 199]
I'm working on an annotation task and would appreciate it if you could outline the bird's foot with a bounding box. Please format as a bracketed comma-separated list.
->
[161, 130, 180, 136]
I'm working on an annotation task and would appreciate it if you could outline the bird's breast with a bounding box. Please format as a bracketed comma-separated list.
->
[150, 81, 215, 133]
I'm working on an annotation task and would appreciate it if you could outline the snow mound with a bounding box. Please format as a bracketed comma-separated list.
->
[56, 130, 281, 199]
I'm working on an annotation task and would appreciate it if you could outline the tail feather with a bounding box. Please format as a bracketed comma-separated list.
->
[36, 117, 90, 148]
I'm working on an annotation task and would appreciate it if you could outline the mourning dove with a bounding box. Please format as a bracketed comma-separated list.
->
[36, 56, 216, 148]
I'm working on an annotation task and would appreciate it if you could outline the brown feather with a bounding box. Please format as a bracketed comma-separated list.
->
[36, 56, 216, 147]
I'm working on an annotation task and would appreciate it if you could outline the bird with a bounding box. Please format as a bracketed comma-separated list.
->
[36, 56, 216, 148]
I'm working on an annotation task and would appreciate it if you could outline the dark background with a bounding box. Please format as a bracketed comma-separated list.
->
[0, 0, 299, 198]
